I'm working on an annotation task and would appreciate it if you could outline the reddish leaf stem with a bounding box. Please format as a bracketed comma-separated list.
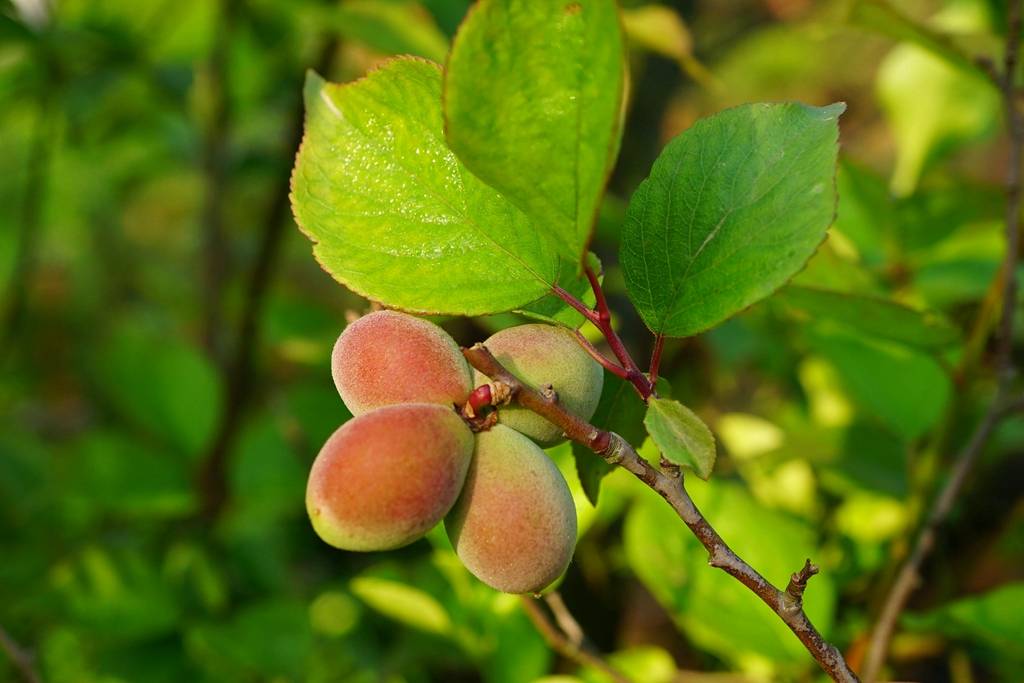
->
[649, 333, 666, 387]
[551, 268, 654, 400]
[584, 263, 611, 324]
[552, 284, 601, 325]
[574, 330, 630, 379]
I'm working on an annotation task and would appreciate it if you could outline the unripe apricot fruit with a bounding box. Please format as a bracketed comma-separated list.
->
[474, 324, 603, 446]
[333, 310, 473, 415]
[307, 403, 474, 551]
[445, 425, 577, 594]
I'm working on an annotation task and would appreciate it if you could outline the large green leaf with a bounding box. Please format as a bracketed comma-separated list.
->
[778, 285, 960, 350]
[806, 326, 950, 441]
[444, 0, 625, 263]
[621, 102, 843, 338]
[291, 58, 561, 315]
[644, 398, 716, 479]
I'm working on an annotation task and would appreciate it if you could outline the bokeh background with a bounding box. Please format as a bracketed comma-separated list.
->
[1, 0, 1022, 681]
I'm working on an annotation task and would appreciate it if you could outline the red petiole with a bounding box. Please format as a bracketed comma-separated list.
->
[552, 265, 658, 400]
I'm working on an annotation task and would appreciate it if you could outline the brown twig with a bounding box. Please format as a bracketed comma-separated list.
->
[520, 595, 632, 683]
[861, 4, 1023, 680]
[0, 625, 42, 683]
[465, 344, 859, 682]
[197, 40, 338, 519]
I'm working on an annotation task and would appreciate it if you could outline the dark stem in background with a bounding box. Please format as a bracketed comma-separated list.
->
[861, 3, 1023, 680]
[464, 344, 860, 683]
[0, 625, 42, 683]
[197, 40, 337, 520]
[199, 0, 240, 360]
[0, 105, 53, 363]
[520, 594, 632, 683]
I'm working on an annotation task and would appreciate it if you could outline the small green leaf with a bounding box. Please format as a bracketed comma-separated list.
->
[350, 576, 452, 636]
[644, 398, 716, 479]
[572, 372, 646, 505]
[621, 5, 692, 62]
[621, 102, 844, 338]
[444, 0, 625, 263]
[321, 0, 450, 62]
[291, 59, 561, 315]
[778, 285, 960, 350]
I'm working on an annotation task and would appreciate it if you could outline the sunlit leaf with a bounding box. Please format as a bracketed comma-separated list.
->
[291, 59, 561, 315]
[350, 576, 452, 636]
[444, 0, 625, 263]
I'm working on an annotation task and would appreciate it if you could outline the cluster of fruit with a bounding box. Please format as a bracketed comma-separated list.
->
[305, 310, 604, 594]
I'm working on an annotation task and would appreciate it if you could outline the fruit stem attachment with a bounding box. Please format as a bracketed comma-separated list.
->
[465, 384, 494, 416]
[462, 343, 859, 683]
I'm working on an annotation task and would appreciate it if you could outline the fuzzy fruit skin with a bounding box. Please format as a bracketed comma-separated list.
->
[445, 425, 577, 594]
[332, 310, 473, 415]
[307, 403, 474, 551]
[474, 324, 603, 446]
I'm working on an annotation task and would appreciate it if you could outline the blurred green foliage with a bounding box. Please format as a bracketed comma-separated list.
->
[2, 0, 1023, 682]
